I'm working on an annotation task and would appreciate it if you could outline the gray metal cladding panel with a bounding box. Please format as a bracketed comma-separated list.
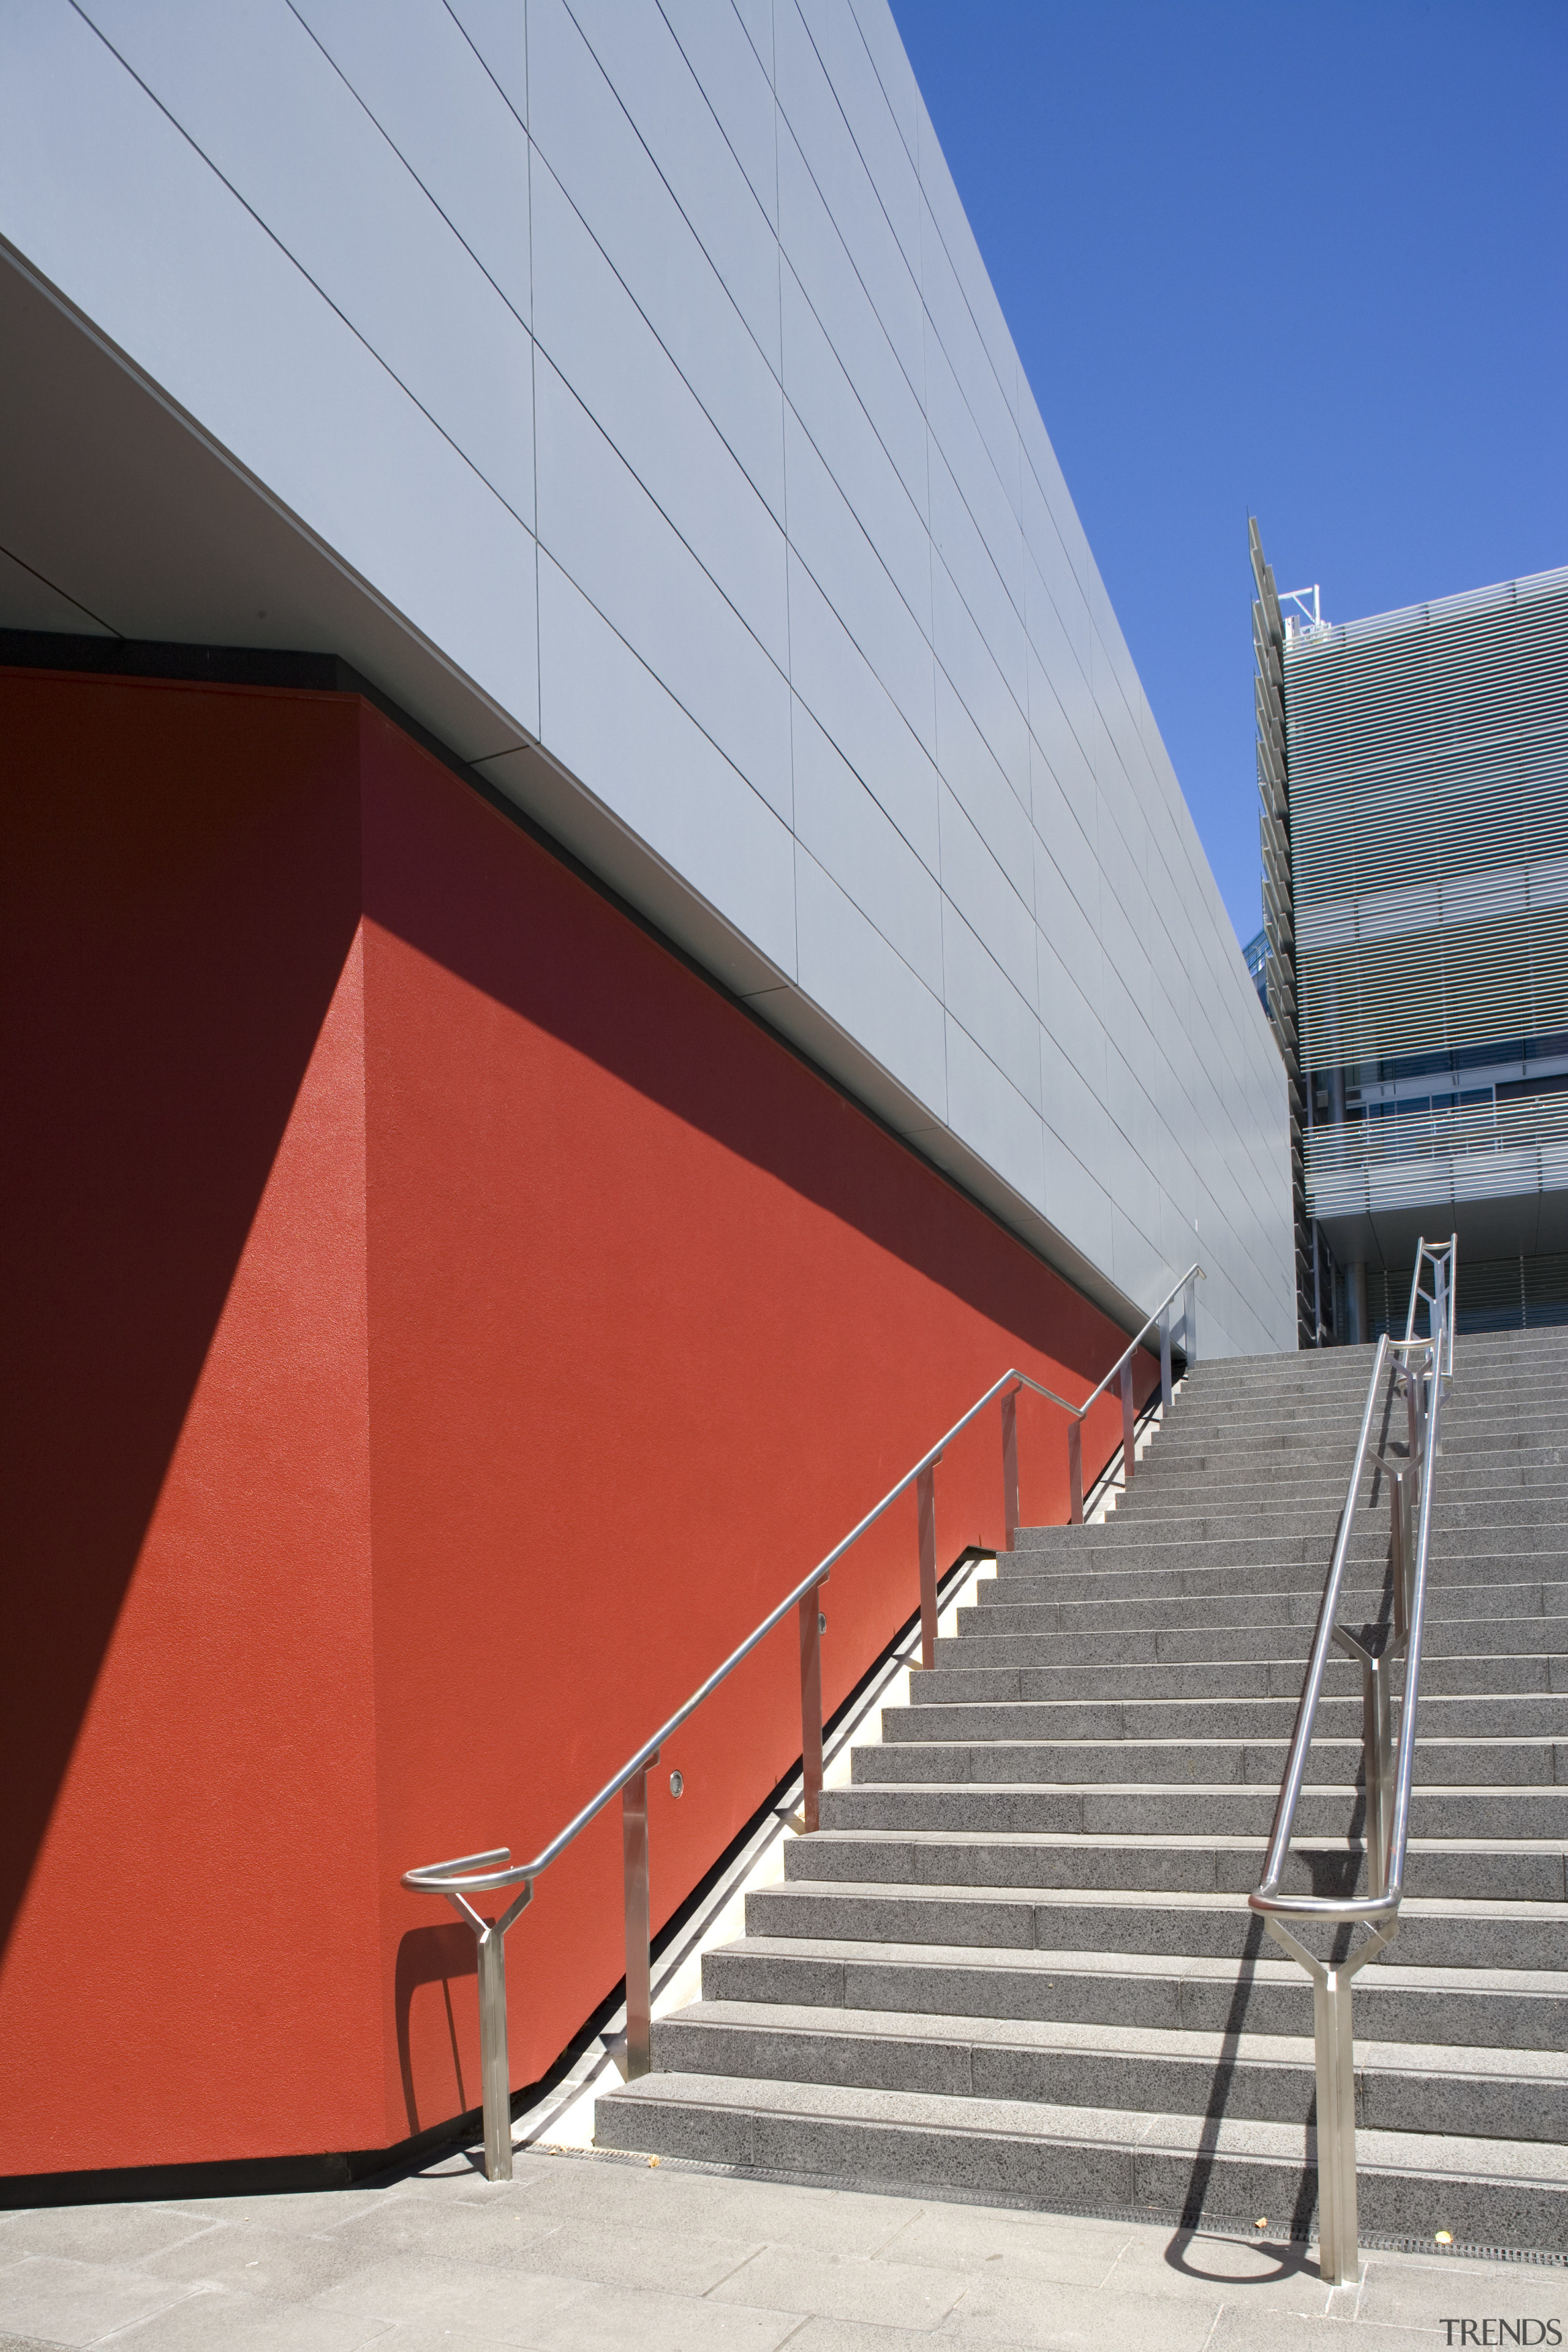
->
[0, 0, 1295, 1352]
[1286, 567, 1568, 1072]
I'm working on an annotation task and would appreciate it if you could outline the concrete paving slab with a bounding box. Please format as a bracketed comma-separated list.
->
[497, 2218, 766, 2295]
[1204, 2313, 1435, 2350]
[938, 2266, 1223, 2346]
[93, 2287, 393, 2349]
[709, 2241, 970, 2328]
[310, 2248, 587, 2339]
[139, 2217, 402, 2304]
[280, 2193, 561, 2275]
[499, 2155, 919, 2255]
[1356, 2246, 1567, 2330]
[753, 2326, 968, 2352]
[154, 2188, 416, 2239]
[873, 2199, 1133, 2286]
[0, 2205, 215, 2267]
[511, 2277, 800, 2351]
[1106, 2228, 1337, 2310]
[0, 2253, 195, 2346]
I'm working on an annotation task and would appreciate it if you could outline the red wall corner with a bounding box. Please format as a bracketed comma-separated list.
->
[1, 671, 1158, 2176]
[1, 671, 384, 2173]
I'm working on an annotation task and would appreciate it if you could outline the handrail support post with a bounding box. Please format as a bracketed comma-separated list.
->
[1000, 1387, 1020, 1554]
[434, 1868, 532, 2185]
[475, 1921, 513, 2182]
[916, 1460, 940, 1668]
[1159, 1304, 1173, 1412]
[1263, 1913, 1386, 2288]
[799, 1579, 827, 1831]
[1363, 1652, 1393, 1899]
[1382, 1457, 1416, 1649]
[1120, 1359, 1136, 1488]
[1315, 1953, 1360, 2286]
[622, 1754, 658, 2081]
[1066, 1419, 1084, 1526]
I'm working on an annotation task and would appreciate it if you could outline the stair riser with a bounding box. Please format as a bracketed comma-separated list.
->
[647, 2022, 1568, 2146]
[884, 1699, 1568, 1743]
[783, 1839, 1567, 1903]
[597, 2098, 1568, 2258]
[1141, 1414, 1565, 1448]
[940, 1617, 1568, 1670]
[1123, 1435, 1565, 1469]
[743, 1890, 1568, 1972]
[982, 1553, 1568, 1607]
[1007, 1509, 1568, 1559]
[1111, 1437, 1568, 1481]
[1010, 1532, 1568, 1570]
[595, 2087, 1568, 2251]
[850, 1740, 1567, 1789]
[914, 1656, 1568, 1702]
[701, 1948, 1568, 2051]
[960, 1581, 1567, 1637]
[1078, 1487, 1568, 1532]
[821, 1788, 1567, 1837]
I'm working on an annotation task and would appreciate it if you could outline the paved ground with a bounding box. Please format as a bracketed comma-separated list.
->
[2, 2144, 1563, 2352]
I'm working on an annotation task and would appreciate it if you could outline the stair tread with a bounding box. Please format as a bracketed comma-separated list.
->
[718, 1932, 1568, 1995]
[662, 2000, 1568, 2081]
[800, 1829, 1568, 1852]
[756, 1879, 1568, 1921]
[602, 2069, 1568, 2184]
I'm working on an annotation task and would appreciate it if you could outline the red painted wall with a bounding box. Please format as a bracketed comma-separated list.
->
[1, 669, 1155, 2176]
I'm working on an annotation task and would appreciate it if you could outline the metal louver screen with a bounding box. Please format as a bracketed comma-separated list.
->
[1366, 1254, 1568, 1338]
[1283, 567, 1568, 1074]
[1303, 1091, 1568, 1219]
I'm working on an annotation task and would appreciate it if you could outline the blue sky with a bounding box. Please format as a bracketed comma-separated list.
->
[889, 0, 1568, 945]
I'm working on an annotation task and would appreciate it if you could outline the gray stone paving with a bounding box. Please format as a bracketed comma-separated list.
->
[2, 2146, 1564, 2351]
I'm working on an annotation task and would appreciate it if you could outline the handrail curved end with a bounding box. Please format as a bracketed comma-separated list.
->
[402, 1848, 532, 1898]
[1247, 1887, 1400, 1925]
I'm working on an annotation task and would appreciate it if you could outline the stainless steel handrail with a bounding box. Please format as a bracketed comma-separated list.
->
[405, 1259, 1204, 2177]
[1248, 1233, 1457, 2285]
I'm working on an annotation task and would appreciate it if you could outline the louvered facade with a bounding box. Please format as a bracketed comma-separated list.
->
[1264, 554, 1568, 1340]
[1250, 522, 1314, 1345]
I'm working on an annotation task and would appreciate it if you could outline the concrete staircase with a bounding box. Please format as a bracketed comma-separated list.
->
[597, 1331, 1568, 2250]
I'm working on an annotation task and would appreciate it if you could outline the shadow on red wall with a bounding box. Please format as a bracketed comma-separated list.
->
[394, 1924, 478, 2135]
[1, 675, 362, 1976]
[360, 723, 1099, 1383]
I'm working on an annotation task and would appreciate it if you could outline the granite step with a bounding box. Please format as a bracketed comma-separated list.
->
[695, 1937, 1568, 2052]
[912, 1653, 1568, 1703]
[741, 1882, 1568, 1972]
[881, 1694, 1568, 1744]
[938, 1611, 1568, 1671]
[957, 1577, 1568, 1638]
[594, 2069, 1568, 2247]
[848, 1736, 1568, 1790]
[647, 2000, 1568, 2143]
[782, 1830, 1568, 1904]
[819, 1782, 1568, 1839]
